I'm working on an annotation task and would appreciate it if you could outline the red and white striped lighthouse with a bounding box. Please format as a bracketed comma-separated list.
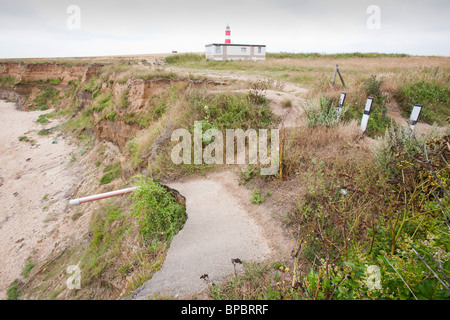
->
[225, 25, 231, 44]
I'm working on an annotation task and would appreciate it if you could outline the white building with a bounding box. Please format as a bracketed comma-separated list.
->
[205, 43, 266, 61]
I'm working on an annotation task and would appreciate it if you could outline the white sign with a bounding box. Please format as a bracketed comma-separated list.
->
[337, 92, 346, 115]
[409, 104, 422, 134]
[360, 97, 374, 133]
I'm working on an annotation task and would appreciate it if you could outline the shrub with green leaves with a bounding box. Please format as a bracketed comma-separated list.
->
[129, 176, 187, 244]
[303, 96, 341, 127]
[250, 189, 264, 204]
[364, 74, 383, 99]
[6, 281, 20, 300]
[23, 262, 35, 278]
[192, 92, 276, 131]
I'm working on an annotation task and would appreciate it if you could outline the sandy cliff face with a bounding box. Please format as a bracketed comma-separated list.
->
[93, 120, 140, 148]
[0, 63, 207, 151]
[0, 62, 102, 84]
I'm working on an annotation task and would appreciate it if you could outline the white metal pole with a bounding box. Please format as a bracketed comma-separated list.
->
[69, 187, 137, 206]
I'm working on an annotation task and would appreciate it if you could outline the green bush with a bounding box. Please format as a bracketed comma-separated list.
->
[364, 75, 383, 98]
[129, 176, 186, 244]
[23, 262, 35, 278]
[303, 96, 341, 127]
[192, 92, 276, 131]
[7, 280, 20, 300]
[250, 189, 264, 204]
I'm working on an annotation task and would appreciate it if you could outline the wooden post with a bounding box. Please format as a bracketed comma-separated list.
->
[433, 66, 439, 79]
[333, 65, 338, 85]
[337, 66, 346, 87]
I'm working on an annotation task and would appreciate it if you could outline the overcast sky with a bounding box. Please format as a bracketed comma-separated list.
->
[0, 0, 449, 58]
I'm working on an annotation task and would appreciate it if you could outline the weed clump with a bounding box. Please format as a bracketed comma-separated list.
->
[129, 176, 187, 244]
[100, 163, 122, 185]
[32, 86, 60, 110]
[303, 96, 341, 127]
[250, 189, 264, 204]
[6, 280, 21, 300]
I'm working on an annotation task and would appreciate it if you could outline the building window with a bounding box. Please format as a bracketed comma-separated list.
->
[241, 47, 247, 53]
[215, 46, 221, 54]
[258, 47, 262, 54]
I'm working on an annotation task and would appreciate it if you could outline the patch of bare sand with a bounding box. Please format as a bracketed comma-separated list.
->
[0, 100, 83, 299]
[264, 90, 306, 128]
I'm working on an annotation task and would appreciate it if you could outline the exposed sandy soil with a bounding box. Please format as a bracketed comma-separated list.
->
[0, 100, 83, 299]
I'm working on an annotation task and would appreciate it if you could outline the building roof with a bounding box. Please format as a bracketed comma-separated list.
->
[205, 43, 266, 47]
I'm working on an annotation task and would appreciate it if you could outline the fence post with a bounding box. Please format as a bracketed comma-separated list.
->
[333, 65, 338, 85]
[433, 66, 439, 79]
[337, 66, 346, 87]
